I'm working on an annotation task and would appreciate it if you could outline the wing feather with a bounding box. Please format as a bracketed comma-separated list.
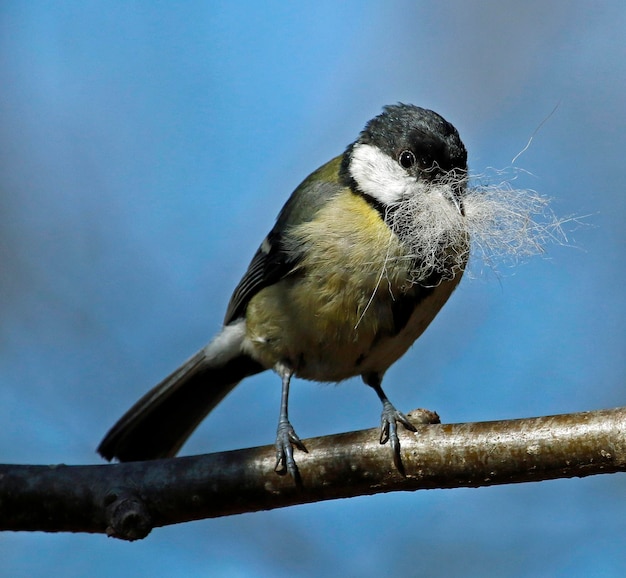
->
[224, 156, 344, 324]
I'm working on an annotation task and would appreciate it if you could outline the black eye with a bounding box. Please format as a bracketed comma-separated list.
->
[398, 150, 416, 169]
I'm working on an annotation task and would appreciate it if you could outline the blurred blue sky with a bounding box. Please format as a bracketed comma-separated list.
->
[1, 2, 625, 577]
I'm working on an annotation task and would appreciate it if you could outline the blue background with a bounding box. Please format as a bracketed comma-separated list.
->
[1, 2, 625, 576]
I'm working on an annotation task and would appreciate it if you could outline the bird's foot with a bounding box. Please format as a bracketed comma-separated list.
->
[379, 400, 418, 474]
[274, 419, 308, 481]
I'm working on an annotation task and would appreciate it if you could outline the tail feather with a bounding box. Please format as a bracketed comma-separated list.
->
[98, 336, 264, 462]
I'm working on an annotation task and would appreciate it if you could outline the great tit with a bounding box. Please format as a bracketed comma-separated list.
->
[98, 104, 469, 478]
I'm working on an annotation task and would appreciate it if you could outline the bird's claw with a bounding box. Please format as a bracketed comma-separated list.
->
[274, 419, 308, 480]
[379, 401, 417, 474]
[379, 402, 417, 443]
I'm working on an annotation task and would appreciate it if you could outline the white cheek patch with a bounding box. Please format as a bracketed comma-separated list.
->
[348, 143, 416, 204]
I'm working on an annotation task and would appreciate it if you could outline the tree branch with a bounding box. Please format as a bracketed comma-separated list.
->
[1, 407, 625, 540]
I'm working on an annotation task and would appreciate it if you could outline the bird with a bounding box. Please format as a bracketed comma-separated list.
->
[98, 103, 469, 479]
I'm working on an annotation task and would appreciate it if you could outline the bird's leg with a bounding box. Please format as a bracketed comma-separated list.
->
[362, 372, 417, 474]
[274, 362, 308, 480]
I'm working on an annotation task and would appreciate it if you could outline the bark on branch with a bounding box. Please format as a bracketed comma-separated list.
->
[1, 407, 625, 541]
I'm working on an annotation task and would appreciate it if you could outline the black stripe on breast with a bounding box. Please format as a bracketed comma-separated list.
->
[389, 284, 435, 335]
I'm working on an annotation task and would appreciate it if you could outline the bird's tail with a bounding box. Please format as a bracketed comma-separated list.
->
[97, 323, 264, 462]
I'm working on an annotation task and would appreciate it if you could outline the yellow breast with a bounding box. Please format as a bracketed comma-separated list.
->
[244, 190, 445, 381]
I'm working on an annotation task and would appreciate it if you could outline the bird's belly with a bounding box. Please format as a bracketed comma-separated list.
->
[243, 270, 462, 383]
[243, 272, 388, 381]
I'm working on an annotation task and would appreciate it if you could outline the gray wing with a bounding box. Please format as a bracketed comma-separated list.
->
[224, 156, 344, 324]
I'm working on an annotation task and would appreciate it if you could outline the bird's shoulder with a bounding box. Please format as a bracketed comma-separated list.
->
[224, 155, 346, 324]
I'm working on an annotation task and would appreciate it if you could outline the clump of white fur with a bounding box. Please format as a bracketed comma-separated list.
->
[386, 176, 468, 285]
[385, 167, 571, 285]
[464, 169, 568, 273]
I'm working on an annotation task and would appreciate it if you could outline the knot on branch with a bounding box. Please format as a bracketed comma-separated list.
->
[104, 488, 152, 541]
